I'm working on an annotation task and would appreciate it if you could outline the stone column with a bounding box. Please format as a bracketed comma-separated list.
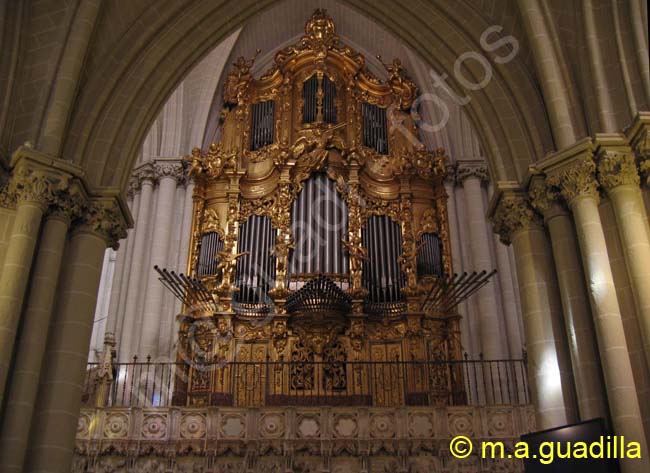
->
[491, 189, 578, 429]
[518, 0, 577, 148]
[529, 178, 609, 422]
[158, 173, 186, 357]
[494, 241, 524, 359]
[106, 179, 140, 340]
[119, 164, 155, 361]
[596, 143, 650, 369]
[138, 159, 182, 359]
[547, 155, 649, 472]
[444, 170, 472, 354]
[111, 181, 141, 350]
[0, 153, 71, 406]
[0, 197, 78, 473]
[457, 162, 505, 359]
[25, 197, 128, 473]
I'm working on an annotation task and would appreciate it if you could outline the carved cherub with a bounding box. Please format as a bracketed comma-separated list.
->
[271, 231, 295, 282]
[183, 147, 204, 178]
[377, 55, 417, 109]
[223, 49, 261, 105]
[215, 250, 248, 281]
[291, 122, 347, 168]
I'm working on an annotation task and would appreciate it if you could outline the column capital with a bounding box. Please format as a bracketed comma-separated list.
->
[127, 175, 141, 198]
[626, 112, 650, 185]
[596, 149, 639, 190]
[546, 156, 599, 204]
[528, 176, 568, 221]
[456, 160, 488, 185]
[5, 154, 77, 211]
[132, 162, 156, 186]
[0, 146, 91, 212]
[594, 134, 639, 190]
[153, 158, 184, 183]
[48, 181, 87, 223]
[72, 193, 130, 250]
[489, 184, 542, 245]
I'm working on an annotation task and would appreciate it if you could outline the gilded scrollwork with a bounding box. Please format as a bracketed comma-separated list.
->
[202, 208, 224, 238]
[416, 208, 438, 239]
[223, 50, 260, 106]
[271, 319, 288, 356]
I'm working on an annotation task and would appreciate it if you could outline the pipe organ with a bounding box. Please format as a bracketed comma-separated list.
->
[172, 10, 468, 407]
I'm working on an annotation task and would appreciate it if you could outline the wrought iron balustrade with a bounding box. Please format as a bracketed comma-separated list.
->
[83, 358, 529, 409]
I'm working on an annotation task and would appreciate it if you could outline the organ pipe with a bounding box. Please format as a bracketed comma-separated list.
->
[417, 233, 444, 277]
[362, 103, 388, 154]
[362, 215, 403, 303]
[251, 100, 275, 151]
[290, 174, 348, 280]
[197, 232, 224, 276]
[235, 215, 276, 303]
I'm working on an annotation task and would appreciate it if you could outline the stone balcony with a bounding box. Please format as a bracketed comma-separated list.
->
[73, 404, 535, 473]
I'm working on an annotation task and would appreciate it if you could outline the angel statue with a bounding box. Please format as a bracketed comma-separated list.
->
[291, 122, 347, 169]
[215, 249, 249, 285]
[342, 236, 368, 290]
[270, 231, 295, 285]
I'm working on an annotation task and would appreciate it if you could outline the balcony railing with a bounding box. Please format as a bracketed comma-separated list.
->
[83, 358, 530, 409]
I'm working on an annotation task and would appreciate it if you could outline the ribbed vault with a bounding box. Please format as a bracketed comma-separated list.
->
[58, 0, 553, 190]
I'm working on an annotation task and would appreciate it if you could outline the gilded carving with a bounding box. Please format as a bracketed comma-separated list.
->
[271, 319, 288, 356]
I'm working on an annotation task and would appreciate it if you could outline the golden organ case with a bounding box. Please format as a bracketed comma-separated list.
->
[166, 10, 470, 407]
